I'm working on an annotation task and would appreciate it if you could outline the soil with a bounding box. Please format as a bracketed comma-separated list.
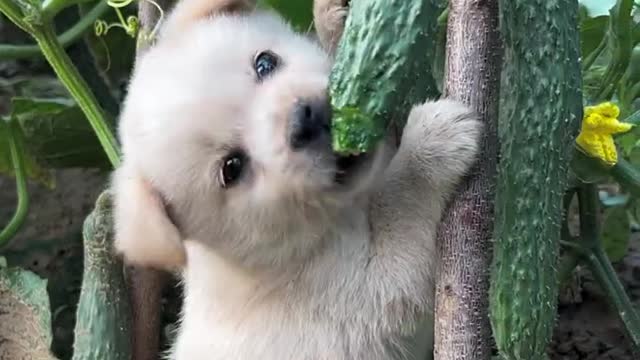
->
[549, 246, 640, 360]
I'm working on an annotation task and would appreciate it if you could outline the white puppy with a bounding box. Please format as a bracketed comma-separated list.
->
[112, 0, 482, 359]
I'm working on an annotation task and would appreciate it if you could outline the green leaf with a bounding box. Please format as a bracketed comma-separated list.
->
[580, 16, 609, 57]
[258, 0, 314, 32]
[0, 77, 97, 185]
[11, 97, 111, 169]
[0, 265, 56, 359]
[0, 96, 110, 187]
[601, 206, 631, 262]
[0, 117, 54, 188]
[627, 46, 640, 84]
[594, 0, 635, 101]
[618, 127, 640, 155]
[623, 141, 640, 163]
[12, 97, 74, 114]
[0, 75, 71, 99]
[582, 65, 607, 101]
[624, 109, 640, 125]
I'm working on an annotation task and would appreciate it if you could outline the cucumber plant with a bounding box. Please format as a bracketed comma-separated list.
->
[558, 0, 640, 355]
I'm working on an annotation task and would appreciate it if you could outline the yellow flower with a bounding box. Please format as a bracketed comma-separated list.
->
[576, 102, 633, 165]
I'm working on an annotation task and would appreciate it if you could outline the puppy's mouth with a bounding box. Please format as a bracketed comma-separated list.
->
[334, 152, 370, 185]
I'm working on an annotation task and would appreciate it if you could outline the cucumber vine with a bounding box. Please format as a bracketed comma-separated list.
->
[0, 0, 122, 246]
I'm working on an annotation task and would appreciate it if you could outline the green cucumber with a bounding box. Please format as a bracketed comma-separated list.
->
[329, 0, 444, 154]
[72, 191, 131, 360]
[489, 1, 583, 359]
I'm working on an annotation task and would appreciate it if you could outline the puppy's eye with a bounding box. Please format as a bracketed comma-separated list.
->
[219, 151, 247, 188]
[254, 51, 279, 80]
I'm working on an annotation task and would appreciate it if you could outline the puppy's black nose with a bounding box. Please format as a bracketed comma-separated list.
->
[288, 98, 331, 149]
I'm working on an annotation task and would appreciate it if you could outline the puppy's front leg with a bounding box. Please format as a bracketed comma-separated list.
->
[394, 99, 483, 197]
[371, 100, 482, 251]
[366, 99, 481, 359]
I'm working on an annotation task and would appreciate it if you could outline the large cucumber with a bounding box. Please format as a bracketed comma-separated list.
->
[489, 1, 583, 359]
[329, 0, 444, 154]
[72, 191, 131, 360]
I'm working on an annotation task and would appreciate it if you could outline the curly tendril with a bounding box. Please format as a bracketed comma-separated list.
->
[94, 0, 163, 39]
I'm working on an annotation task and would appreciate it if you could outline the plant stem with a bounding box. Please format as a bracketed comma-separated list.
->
[577, 184, 601, 249]
[628, 81, 640, 103]
[577, 183, 640, 350]
[0, 0, 30, 31]
[598, 81, 621, 102]
[0, 0, 109, 60]
[32, 24, 121, 167]
[586, 246, 640, 349]
[558, 189, 581, 287]
[583, 36, 607, 72]
[595, 0, 634, 102]
[41, 0, 92, 19]
[0, 120, 30, 248]
[0, 0, 119, 165]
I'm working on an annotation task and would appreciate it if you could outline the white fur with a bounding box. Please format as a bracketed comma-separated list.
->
[113, 1, 483, 359]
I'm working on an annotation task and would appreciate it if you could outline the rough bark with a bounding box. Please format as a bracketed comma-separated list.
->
[433, 0, 501, 359]
[123, 2, 177, 360]
[489, 1, 583, 359]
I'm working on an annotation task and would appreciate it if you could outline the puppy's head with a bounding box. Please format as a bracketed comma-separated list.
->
[115, 0, 388, 270]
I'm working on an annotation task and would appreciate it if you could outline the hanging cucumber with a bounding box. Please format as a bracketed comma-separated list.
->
[489, 1, 583, 359]
[329, 0, 444, 154]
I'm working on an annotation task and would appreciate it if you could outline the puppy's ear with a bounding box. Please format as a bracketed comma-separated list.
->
[162, 0, 256, 35]
[313, 0, 349, 55]
[112, 167, 186, 271]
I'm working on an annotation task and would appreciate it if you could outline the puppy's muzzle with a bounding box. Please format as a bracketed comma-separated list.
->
[288, 97, 332, 150]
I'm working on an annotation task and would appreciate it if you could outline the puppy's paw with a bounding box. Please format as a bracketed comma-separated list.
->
[402, 99, 483, 182]
[313, 0, 349, 54]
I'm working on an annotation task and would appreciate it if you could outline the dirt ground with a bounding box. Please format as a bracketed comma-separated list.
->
[549, 242, 640, 360]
